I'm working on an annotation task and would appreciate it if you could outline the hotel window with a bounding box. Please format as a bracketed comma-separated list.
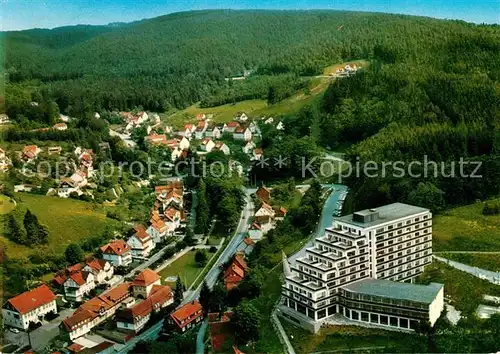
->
[397, 223, 403, 227]
[415, 218, 420, 222]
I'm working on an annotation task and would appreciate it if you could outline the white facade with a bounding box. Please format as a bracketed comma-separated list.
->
[102, 252, 132, 267]
[3, 300, 57, 330]
[63, 273, 96, 302]
[280, 203, 442, 333]
[127, 235, 154, 258]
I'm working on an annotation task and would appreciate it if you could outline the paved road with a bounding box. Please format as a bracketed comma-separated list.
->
[434, 255, 500, 284]
[195, 320, 209, 354]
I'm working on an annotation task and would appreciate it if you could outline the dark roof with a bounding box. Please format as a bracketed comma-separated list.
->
[334, 203, 429, 228]
[342, 278, 443, 304]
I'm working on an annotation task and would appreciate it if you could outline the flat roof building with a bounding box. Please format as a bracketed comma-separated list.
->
[280, 202, 444, 333]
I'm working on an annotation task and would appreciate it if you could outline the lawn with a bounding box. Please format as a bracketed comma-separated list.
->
[158, 250, 205, 289]
[438, 253, 500, 272]
[432, 198, 500, 251]
[417, 259, 500, 316]
[0, 195, 16, 215]
[0, 193, 118, 260]
[282, 322, 420, 353]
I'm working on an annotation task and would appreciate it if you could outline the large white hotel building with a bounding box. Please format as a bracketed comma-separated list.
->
[280, 203, 444, 333]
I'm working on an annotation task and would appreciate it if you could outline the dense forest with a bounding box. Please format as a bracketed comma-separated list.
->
[2, 10, 498, 117]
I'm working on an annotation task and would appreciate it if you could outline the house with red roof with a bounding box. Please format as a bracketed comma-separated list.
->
[237, 236, 255, 255]
[169, 300, 203, 332]
[116, 284, 173, 333]
[127, 224, 155, 258]
[131, 269, 161, 298]
[2, 285, 57, 330]
[213, 141, 231, 155]
[223, 254, 249, 291]
[200, 138, 215, 153]
[144, 133, 168, 146]
[205, 126, 221, 139]
[100, 240, 132, 267]
[83, 258, 114, 284]
[147, 211, 168, 244]
[53, 122, 68, 131]
[255, 185, 271, 203]
[208, 312, 234, 352]
[61, 283, 131, 340]
[255, 202, 275, 224]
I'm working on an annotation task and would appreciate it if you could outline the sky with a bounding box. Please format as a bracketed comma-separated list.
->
[1, 0, 499, 31]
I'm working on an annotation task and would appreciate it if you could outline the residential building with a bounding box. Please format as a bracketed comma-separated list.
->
[2, 285, 58, 330]
[169, 300, 204, 332]
[233, 127, 252, 141]
[61, 283, 131, 340]
[147, 212, 168, 244]
[53, 122, 68, 131]
[237, 236, 255, 255]
[279, 203, 442, 333]
[242, 141, 256, 154]
[195, 121, 208, 139]
[248, 222, 263, 241]
[208, 312, 233, 352]
[22, 145, 41, 161]
[205, 126, 221, 139]
[213, 141, 230, 155]
[222, 122, 239, 133]
[83, 258, 114, 284]
[252, 148, 263, 161]
[127, 225, 155, 258]
[63, 271, 96, 302]
[144, 134, 168, 146]
[254, 203, 275, 224]
[235, 112, 248, 122]
[178, 137, 190, 150]
[100, 240, 132, 267]
[200, 138, 215, 153]
[131, 269, 161, 298]
[116, 284, 173, 333]
[223, 254, 249, 291]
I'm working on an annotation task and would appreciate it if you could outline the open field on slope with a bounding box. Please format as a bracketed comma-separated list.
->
[0, 195, 16, 215]
[158, 250, 204, 289]
[0, 193, 117, 260]
[432, 198, 500, 252]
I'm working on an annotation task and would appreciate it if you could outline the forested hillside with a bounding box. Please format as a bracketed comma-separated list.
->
[2, 10, 500, 214]
[3, 10, 498, 116]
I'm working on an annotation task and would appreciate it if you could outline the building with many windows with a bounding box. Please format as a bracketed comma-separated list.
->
[280, 203, 443, 333]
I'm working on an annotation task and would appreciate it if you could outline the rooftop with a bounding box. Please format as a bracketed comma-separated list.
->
[334, 203, 429, 228]
[342, 278, 443, 304]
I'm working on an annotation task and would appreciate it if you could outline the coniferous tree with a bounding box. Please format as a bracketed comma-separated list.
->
[199, 280, 211, 313]
[7, 214, 27, 245]
[174, 276, 184, 304]
[195, 179, 210, 234]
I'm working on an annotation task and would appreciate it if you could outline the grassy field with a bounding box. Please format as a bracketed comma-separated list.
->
[433, 198, 500, 251]
[417, 259, 500, 315]
[437, 253, 500, 272]
[0, 193, 117, 260]
[158, 250, 205, 288]
[0, 195, 16, 215]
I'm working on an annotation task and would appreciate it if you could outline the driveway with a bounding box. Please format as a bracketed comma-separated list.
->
[3, 308, 74, 350]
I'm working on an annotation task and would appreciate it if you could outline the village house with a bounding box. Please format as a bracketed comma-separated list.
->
[204, 126, 221, 139]
[223, 254, 249, 291]
[235, 112, 248, 122]
[48, 146, 62, 155]
[164, 205, 184, 231]
[57, 179, 82, 198]
[63, 271, 96, 302]
[2, 285, 58, 330]
[213, 141, 231, 155]
[169, 300, 204, 332]
[127, 225, 155, 259]
[242, 141, 256, 154]
[195, 121, 208, 139]
[53, 122, 68, 131]
[237, 236, 255, 255]
[248, 121, 258, 133]
[116, 283, 174, 333]
[178, 136, 190, 150]
[155, 182, 183, 209]
[22, 145, 42, 162]
[100, 240, 133, 267]
[248, 222, 263, 241]
[61, 283, 131, 340]
[0, 113, 10, 124]
[83, 258, 114, 284]
[276, 121, 285, 130]
[200, 138, 215, 153]
[196, 113, 206, 121]
[180, 124, 195, 138]
[252, 148, 263, 161]
[255, 202, 275, 224]
[222, 121, 240, 134]
[255, 185, 271, 203]
[131, 269, 162, 299]
[0, 147, 12, 172]
[147, 211, 168, 244]
[208, 312, 234, 352]
[144, 134, 168, 146]
[233, 126, 252, 141]
[275, 206, 288, 220]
